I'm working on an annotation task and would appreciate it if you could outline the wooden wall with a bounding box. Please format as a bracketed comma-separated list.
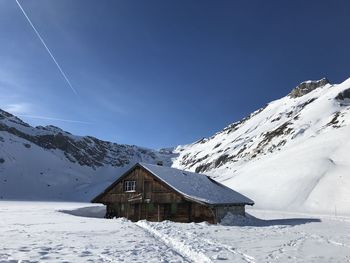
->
[100, 167, 183, 204]
[100, 166, 215, 223]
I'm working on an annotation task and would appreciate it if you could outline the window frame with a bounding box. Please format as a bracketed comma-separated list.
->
[123, 180, 136, 192]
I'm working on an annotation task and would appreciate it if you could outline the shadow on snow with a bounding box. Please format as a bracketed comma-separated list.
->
[59, 206, 106, 218]
[220, 213, 321, 227]
[58, 206, 321, 227]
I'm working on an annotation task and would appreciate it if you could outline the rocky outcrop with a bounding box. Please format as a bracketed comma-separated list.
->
[173, 77, 350, 175]
[335, 88, 350, 101]
[289, 78, 330, 98]
[0, 109, 171, 168]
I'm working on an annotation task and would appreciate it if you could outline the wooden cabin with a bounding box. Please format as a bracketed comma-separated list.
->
[92, 163, 254, 223]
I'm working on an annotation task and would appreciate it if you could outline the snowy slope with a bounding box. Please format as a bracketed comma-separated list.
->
[1, 77, 350, 215]
[172, 77, 350, 215]
[0, 110, 173, 201]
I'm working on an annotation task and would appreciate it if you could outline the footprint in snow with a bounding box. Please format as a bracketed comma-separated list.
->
[80, 250, 93, 257]
[39, 247, 52, 251]
[213, 254, 229, 260]
[19, 247, 30, 252]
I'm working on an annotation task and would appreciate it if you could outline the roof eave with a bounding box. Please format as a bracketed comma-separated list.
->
[90, 163, 142, 203]
[91, 162, 255, 207]
[208, 201, 255, 206]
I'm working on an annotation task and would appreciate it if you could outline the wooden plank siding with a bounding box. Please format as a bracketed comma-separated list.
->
[97, 166, 216, 223]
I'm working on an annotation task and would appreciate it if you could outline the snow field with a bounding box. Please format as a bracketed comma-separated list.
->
[1, 202, 350, 262]
[0, 202, 186, 263]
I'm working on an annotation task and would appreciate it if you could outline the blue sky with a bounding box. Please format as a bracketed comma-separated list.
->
[1, 0, 350, 149]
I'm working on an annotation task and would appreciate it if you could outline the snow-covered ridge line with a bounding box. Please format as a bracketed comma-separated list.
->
[289, 77, 330, 98]
[1, 77, 350, 216]
[0, 108, 172, 168]
[0, 108, 173, 201]
[172, 77, 350, 215]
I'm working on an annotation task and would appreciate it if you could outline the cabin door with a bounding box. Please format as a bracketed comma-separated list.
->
[163, 204, 172, 220]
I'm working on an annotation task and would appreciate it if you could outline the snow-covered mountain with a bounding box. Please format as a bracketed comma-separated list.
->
[1, 77, 350, 215]
[172, 77, 350, 215]
[0, 109, 173, 200]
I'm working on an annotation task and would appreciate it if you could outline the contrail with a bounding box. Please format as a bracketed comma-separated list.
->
[17, 114, 92, 124]
[15, 0, 78, 96]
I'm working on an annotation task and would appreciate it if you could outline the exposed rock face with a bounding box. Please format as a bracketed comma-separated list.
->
[289, 78, 330, 98]
[0, 109, 172, 168]
[2, 77, 350, 213]
[172, 78, 350, 176]
[0, 109, 178, 201]
[335, 88, 350, 101]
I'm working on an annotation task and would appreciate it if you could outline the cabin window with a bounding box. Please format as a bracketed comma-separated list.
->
[124, 180, 136, 192]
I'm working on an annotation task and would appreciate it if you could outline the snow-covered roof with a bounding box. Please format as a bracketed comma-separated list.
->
[139, 163, 254, 205]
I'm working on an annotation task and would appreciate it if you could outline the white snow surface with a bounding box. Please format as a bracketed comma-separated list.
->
[0, 113, 173, 201]
[1, 201, 350, 262]
[1, 77, 350, 216]
[173, 78, 350, 215]
[0, 129, 127, 200]
[140, 162, 254, 205]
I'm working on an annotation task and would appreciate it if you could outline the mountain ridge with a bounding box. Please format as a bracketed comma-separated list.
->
[1, 77, 350, 215]
[172, 77, 350, 215]
[0, 109, 173, 200]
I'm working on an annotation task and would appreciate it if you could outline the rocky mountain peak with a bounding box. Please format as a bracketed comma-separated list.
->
[36, 125, 70, 135]
[289, 77, 330, 98]
[0, 109, 30, 127]
[0, 109, 13, 118]
[0, 108, 173, 169]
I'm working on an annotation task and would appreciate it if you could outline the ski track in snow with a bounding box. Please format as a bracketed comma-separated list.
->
[1, 202, 350, 262]
[0, 202, 186, 263]
[200, 237, 256, 263]
[2, 78, 350, 216]
[136, 220, 257, 263]
[136, 220, 211, 263]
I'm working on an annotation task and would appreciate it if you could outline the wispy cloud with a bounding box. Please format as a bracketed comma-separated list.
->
[16, 114, 92, 124]
[2, 103, 32, 114]
[1, 102, 91, 125]
[15, 0, 78, 96]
